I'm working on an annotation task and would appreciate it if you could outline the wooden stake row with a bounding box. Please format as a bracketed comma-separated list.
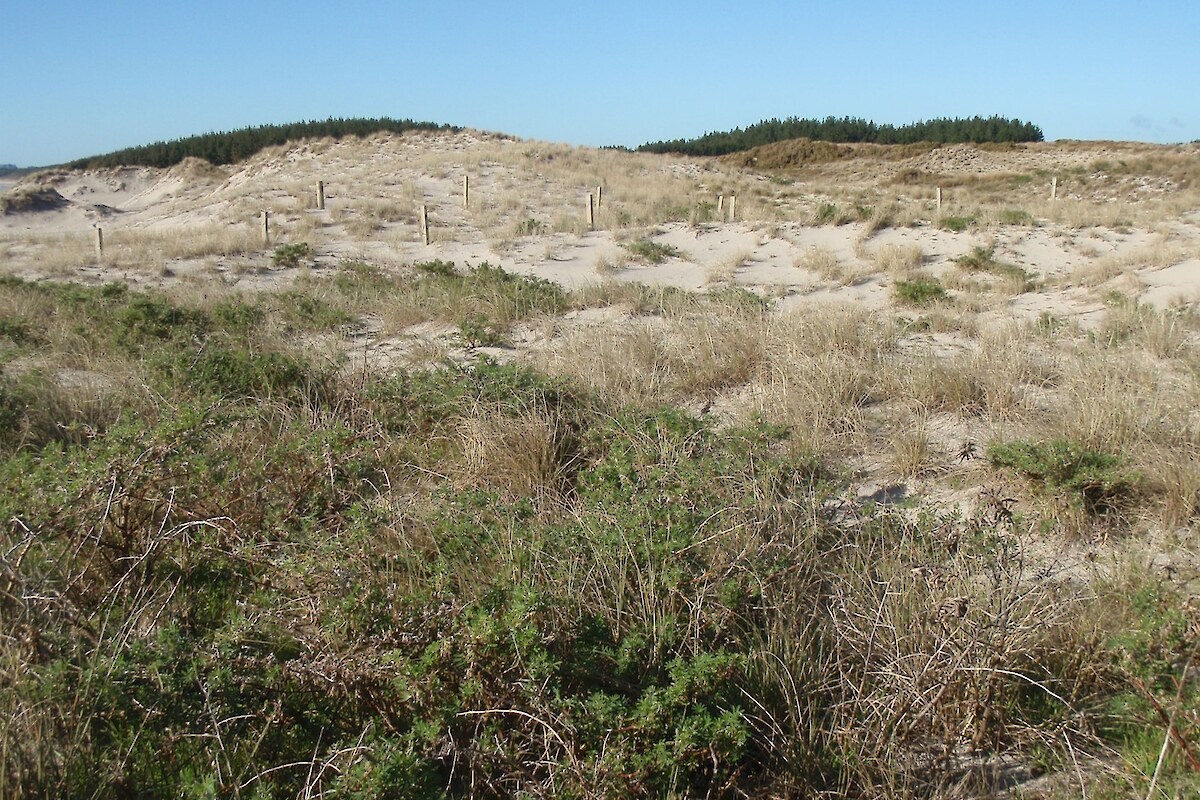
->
[274, 171, 1072, 250]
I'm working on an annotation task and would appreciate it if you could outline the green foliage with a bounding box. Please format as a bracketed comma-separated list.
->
[457, 315, 507, 348]
[1000, 208, 1033, 225]
[953, 245, 1033, 291]
[894, 277, 949, 306]
[939, 214, 977, 233]
[639, 115, 1045, 156]
[1093, 572, 1200, 798]
[815, 202, 853, 225]
[272, 290, 354, 330]
[515, 217, 545, 236]
[987, 438, 1142, 513]
[154, 341, 328, 401]
[954, 245, 1000, 271]
[706, 285, 770, 315]
[413, 258, 457, 277]
[271, 241, 310, 268]
[623, 240, 680, 264]
[67, 117, 460, 169]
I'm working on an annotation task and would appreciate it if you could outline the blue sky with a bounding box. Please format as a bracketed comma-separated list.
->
[2, 0, 1196, 166]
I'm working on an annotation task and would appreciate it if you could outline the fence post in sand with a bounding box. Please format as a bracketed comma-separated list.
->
[586, 193, 595, 229]
[729, 193, 737, 222]
[94, 226, 104, 260]
[717, 195, 724, 216]
[1050, 177, 1058, 201]
[316, 181, 326, 210]
[261, 211, 270, 247]
[420, 204, 430, 245]
[596, 185, 602, 208]
[463, 175, 469, 207]
[936, 187, 942, 212]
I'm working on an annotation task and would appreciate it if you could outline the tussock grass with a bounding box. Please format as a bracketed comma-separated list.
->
[873, 242, 925, 276]
[538, 308, 769, 405]
[795, 244, 845, 283]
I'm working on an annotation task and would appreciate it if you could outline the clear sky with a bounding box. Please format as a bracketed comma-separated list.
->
[2, 0, 1197, 167]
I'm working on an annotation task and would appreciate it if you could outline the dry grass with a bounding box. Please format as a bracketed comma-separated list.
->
[706, 250, 751, 285]
[795, 245, 844, 283]
[872, 242, 925, 277]
[537, 310, 769, 406]
[457, 408, 577, 499]
[889, 408, 943, 478]
[1073, 238, 1190, 287]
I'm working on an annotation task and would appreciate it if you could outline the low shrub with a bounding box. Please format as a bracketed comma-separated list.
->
[894, 277, 949, 306]
[623, 240, 681, 264]
[271, 242, 311, 268]
[987, 438, 1142, 513]
[939, 214, 976, 233]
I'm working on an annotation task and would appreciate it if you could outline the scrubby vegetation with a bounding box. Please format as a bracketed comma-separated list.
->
[623, 240, 681, 264]
[1, 269, 1198, 799]
[67, 117, 459, 169]
[895, 276, 950, 306]
[639, 115, 1044, 156]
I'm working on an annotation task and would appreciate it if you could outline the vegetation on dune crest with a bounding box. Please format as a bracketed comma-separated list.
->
[639, 115, 1044, 156]
[67, 116, 461, 169]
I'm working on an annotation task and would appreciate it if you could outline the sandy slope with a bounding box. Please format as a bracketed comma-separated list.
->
[3, 132, 1196, 324]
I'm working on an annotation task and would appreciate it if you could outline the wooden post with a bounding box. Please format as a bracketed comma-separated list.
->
[596, 185, 602, 208]
[316, 181, 325, 210]
[1050, 177, 1058, 201]
[420, 205, 430, 245]
[261, 211, 270, 246]
[717, 195, 724, 216]
[586, 193, 595, 229]
[936, 187, 942, 212]
[463, 175, 469, 207]
[729, 194, 737, 222]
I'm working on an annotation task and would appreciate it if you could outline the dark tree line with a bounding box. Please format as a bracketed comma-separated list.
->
[638, 115, 1044, 156]
[68, 117, 461, 169]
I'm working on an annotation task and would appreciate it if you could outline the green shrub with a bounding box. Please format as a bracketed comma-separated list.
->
[457, 315, 507, 348]
[413, 258, 457, 277]
[894, 277, 949, 306]
[516, 218, 545, 236]
[271, 242, 311, 268]
[623, 240, 680, 264]
[954, 245, 999, 271]
[1000, 208, 1033, 225]
[939, 214, 976, 233]
[987, 438, 1142, 513]
[953, 245, 1033, 291]
[155, 342, 328, 401]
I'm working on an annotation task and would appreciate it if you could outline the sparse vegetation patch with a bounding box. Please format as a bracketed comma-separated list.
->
[894, 276, 950, 306]
[623, 240, 681, 264]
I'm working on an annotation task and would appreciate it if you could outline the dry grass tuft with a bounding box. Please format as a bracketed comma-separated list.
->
[873, 242, 925, 276]
[458, 409, 578, 499]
